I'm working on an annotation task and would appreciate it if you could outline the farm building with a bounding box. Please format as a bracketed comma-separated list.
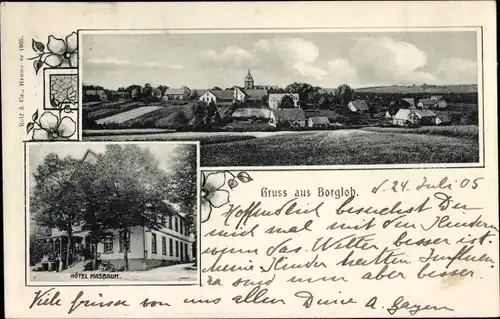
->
[304, 109, 339, 123]
[418, 98, 447, 109]
[402, 98, 415, 108]
[347, 100, 369, 113]
[393, 109, 437, 126]
[274, 108, 306, 128]
[163, 87, 191, 100]
[268, 93, 300, 109]
[199, 89, 234, 105]
[228, 108, 276, 131]
[234, 87, 268, 103]
[85, 89, 108, 101]
[308, 116, 329, 128]
[115, 91, 131, 100]
[434, 112, 452, 125]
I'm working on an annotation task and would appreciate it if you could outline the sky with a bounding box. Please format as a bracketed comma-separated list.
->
[28, 142, 193, 178]
[81, 31, 479, 90]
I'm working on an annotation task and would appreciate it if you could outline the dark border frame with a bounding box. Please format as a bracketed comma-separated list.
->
[24, 141, 202, 287]
[78, 26, 485, 170]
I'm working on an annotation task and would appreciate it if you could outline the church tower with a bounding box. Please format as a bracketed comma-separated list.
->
[244, 70, 254, 89]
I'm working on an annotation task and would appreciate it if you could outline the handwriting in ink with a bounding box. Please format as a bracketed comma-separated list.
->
[68, 291, 129, 315]
[222, 198, 323, 229]
[386, 296, 454, 315]
[336, 196, 431, 216]
[29, 288, 62, 309]
[294, 291, 357, 308]
[232, 286, 286, 305]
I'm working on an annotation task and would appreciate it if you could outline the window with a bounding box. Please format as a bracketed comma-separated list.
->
[175, 240, 179, 257]
[119, 230, 130, 253]
[104, 236, 113, 253]
[168, 215, 172, 230]
[162, 236, 166, 255]
[184, 243, 189, 259]
[180, 243, 184, 260]
[179, 219, 183, 235]
[174, 216, 179, 232]
[169, 238, 173, 256]
[151, 233, 157, 254]
[185, 224, 189, 236]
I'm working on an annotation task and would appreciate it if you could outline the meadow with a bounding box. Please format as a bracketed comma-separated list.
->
[200, 128, 479, 166]
[84, 126, 480, 167]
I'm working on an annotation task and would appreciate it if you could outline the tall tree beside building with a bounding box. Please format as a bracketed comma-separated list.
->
[31, 154, 86, 268]
[279, 95, 296, 109]
[335, 84, 354, 106]
[91, 144, 173, 270]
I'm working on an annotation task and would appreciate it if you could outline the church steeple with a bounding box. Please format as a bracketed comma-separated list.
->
[244, 69, 254, 89]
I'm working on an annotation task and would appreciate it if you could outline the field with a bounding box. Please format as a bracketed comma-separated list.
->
[96, 106, 163, 124]
[362, 125, 479, 139]
[84, 126, 480, 166]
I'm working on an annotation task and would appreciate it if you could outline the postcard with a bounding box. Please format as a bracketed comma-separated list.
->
[2, 1, 498, 318]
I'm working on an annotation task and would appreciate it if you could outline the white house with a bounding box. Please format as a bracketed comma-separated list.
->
[418, 98, 447, 109]
[308, 116, 329, 128]
[393, 109, 437, 126]
[347, 100, 369, 113]
[163, 87, 191, 100]
[268, 93, 300, 109]
[199, 89, 234, 104]
[233, 87, 268, 103]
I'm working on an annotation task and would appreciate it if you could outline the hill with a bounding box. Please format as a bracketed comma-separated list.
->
[352, 84, 478, 94]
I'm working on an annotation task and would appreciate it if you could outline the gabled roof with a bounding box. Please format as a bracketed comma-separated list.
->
[204, 89, 233, 101]
[309, 116, 329, 124]
[418, 99, 436, 105]
[274, 108, 306, 122]
[393, 109, 413, 120]
[165, 88, 187, 95]
[232, 108, 273, 119]
[414, 109, 436, 117]
[402, 98, 415, 107]
[349, 100, 369, 111]
[242, 89, 268, 101]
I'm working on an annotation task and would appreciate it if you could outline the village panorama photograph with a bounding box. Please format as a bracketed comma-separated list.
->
[27, 142, 199, 284]
[81, 31, 480, 167]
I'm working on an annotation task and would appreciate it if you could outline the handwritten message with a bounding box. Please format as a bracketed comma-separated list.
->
[28, 173, 498, 317]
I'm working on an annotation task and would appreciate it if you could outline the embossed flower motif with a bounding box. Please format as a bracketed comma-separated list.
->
[32, 111, 76, 140]
[44, 32, 78, 67]
[201, 172, 230, 223]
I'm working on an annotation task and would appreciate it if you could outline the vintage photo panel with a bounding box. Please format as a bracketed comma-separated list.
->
[80, 29, 482, 168]
[26, 141, 200, 285]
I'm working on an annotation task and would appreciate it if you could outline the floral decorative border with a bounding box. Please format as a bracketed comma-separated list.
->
[200, 170, 253, 223]
[30, 32, 78, 74]
[26, 32, 79, 141]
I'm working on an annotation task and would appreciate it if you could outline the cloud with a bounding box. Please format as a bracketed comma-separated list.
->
[328, 58, 358, 82]
[142, 62, 185, 69]
[201, 46, 256, 69]
[348, 36, 437, 84]
[435, 58, 477, 84]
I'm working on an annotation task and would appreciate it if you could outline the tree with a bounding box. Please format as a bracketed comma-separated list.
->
[285, 82, 320, 101]
[212, 86, 222, 90]
[142, 83, 153, 103]
[32, 154, 86, 268]
[335, 84, 354, 106]
[92, 145, 173, 270]
[165, 145, 197, 261]
[279, 95, 296, 109]
[157, 85, 169, 97]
